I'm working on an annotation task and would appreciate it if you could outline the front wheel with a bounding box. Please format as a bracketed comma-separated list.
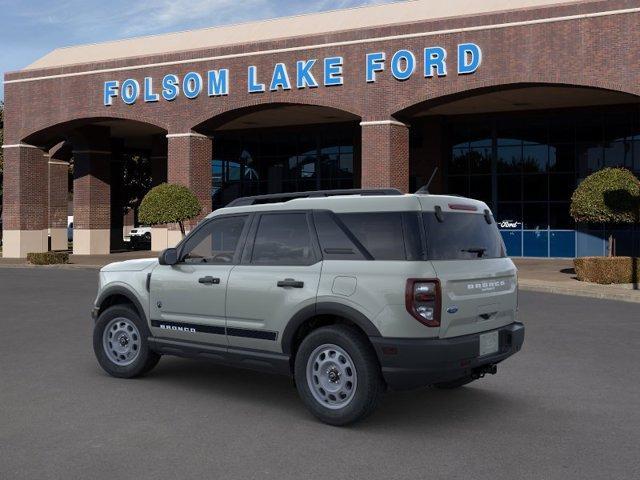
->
[93, 304, 160, 378]
[294, 325, 384, 426]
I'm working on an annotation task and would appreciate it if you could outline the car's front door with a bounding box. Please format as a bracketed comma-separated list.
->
[226, 211, 322, 353]
[149, 214, 250, 346]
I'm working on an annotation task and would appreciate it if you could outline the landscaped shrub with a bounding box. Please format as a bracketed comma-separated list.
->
[574, 256, 640, 284]
[27, 251, 69, 265]
[138, 183, 201, 236]
[570, 168, 640, 256]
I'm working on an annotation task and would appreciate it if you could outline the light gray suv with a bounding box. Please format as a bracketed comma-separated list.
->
[92, 189, 524, 425]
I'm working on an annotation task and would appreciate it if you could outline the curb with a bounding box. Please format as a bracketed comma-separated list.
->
[519, 280, 640, 304]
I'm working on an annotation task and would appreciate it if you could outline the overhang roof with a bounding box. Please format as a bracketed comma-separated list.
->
[25, 0, 581, 70]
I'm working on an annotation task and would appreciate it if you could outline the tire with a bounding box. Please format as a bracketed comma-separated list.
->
[294, 325, 384, 426]
[433, 376, 475, 389]
[93, 304, 160, 378]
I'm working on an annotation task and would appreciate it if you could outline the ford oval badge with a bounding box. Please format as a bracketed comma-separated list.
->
[447, 306, 459, 314]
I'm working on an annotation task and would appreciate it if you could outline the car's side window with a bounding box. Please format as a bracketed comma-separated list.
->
[181, 215, 248, 264]
[251, 213, 315, 265]
[337, 212, 407, 260]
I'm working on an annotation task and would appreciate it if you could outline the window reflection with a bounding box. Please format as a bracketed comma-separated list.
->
[445, 106, 640, 233]
[211, 124, 357, 208]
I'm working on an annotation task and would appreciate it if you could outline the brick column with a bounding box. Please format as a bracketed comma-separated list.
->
[165, 133, 212, 247]
[150, 134, 169, 252]
[360, 120, 410, 192]
[48, 160, 69, 251]
[71, 127, 112, 255]
[48, 142, 71, 251]
[1, 143, 49, 258]
[150, 133, 168, 186]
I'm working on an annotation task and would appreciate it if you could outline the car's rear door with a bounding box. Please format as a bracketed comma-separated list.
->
[148, 214, 251, 346]
[226, 211, 322, 353]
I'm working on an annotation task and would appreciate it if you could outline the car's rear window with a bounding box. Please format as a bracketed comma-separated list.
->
[423, 211, 505, 260]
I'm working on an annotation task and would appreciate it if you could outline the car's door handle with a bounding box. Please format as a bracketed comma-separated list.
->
[198, 276, 220, 285]
[277, 278, 304, 288]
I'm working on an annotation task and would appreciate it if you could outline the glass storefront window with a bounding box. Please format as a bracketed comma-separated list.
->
[497, 175, 521, 201]
[469, 146, 492, 174]
[549, 174, 575, 201]
[450, 147, 469, 174]
[211, 123, 357, 209]
[469, 174, 491, 203]
[549, 203, 573, 229]
[523, 203, 548, 230]
[523, 174, 548, 201]
[603, 140, 633, 168]
[523, 144, 548, 173]
[439, 104, 640, 257]
[497, 145, 522, 173]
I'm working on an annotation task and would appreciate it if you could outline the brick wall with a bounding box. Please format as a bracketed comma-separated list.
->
[2, 0, 640, 237]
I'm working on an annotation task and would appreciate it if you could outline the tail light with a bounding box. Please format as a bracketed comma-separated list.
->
[405, 279, 441, 327]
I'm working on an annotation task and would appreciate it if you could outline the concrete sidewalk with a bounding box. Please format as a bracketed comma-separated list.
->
[513, 258, 640, 304]
[1, 251, 639, 303]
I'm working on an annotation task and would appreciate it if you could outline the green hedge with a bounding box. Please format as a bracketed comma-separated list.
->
[574, 256, 640, 284]
[27, 252, 69, 265]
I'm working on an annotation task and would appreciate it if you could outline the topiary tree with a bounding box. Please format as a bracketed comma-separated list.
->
[570, 167, 640, 256]
[138, 183, 201, 237]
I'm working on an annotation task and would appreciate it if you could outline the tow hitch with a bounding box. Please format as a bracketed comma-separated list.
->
[471, 364, 497, 380]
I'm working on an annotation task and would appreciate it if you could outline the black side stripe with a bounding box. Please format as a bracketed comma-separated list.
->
[226, 327, 277, 341]
[151, 320, 277, 341]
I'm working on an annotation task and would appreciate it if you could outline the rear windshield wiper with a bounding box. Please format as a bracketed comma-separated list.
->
[461, 247, 487, 258]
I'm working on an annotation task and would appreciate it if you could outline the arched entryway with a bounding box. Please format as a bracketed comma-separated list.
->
[396, 84, 640, 258]
[193, 103, 361, 210]
[3, 118, 167, 257]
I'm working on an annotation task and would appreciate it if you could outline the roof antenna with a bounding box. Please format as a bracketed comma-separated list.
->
[415, 167, 438, 194]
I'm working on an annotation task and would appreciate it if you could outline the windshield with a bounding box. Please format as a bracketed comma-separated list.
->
[423, 211, 506, 260]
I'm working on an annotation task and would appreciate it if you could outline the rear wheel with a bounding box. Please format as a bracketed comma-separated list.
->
[294, 325, 384, 426]
[93, 304, 160, 378]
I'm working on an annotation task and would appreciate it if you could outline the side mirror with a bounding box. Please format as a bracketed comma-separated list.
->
[159, 248, 178, 266]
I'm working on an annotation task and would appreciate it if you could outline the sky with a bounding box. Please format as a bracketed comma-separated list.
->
[0, 0, 398, 100]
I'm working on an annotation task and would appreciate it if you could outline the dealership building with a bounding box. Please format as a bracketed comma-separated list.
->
[2, 0, 640, 258]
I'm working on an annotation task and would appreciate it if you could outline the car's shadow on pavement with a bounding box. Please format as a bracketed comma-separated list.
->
[120, 355, 523, 430]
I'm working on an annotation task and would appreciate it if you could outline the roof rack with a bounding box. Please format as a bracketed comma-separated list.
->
[226, 188, 403, 207]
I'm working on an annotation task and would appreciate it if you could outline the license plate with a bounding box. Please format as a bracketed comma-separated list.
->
[479, 331, 499, 357]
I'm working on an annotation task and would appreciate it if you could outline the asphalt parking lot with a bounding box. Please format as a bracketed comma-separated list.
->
[1, 267, 638, 480]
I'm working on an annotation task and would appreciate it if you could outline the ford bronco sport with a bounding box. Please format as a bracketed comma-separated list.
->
[92, 189, 524, 425]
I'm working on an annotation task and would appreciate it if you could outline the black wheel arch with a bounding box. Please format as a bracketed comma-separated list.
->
[95, 286, 147, 324]
[281, 302, 381, 355]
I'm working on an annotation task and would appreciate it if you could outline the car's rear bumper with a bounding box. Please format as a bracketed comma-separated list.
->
[370, 322, 525, 390]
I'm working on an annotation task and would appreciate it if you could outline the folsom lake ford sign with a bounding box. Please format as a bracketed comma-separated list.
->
[103, 43, 482, 106]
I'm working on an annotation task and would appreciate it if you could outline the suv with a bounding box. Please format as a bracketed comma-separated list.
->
[126, 226, 152, 249]
[92, 189, 524, 425]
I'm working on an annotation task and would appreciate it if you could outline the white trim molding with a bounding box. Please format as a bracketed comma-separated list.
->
[166, 132, 212, 139]
[3, 7, 639, 85]
[48, 160, 70, 165]
[1, 143, 42, 150]
[360, 120, 409, 127]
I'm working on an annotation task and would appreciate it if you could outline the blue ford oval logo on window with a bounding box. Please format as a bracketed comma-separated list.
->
[447, 306, 459, 314]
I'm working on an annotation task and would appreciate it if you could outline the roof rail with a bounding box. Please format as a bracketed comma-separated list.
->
[226, 188, 403, 207]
